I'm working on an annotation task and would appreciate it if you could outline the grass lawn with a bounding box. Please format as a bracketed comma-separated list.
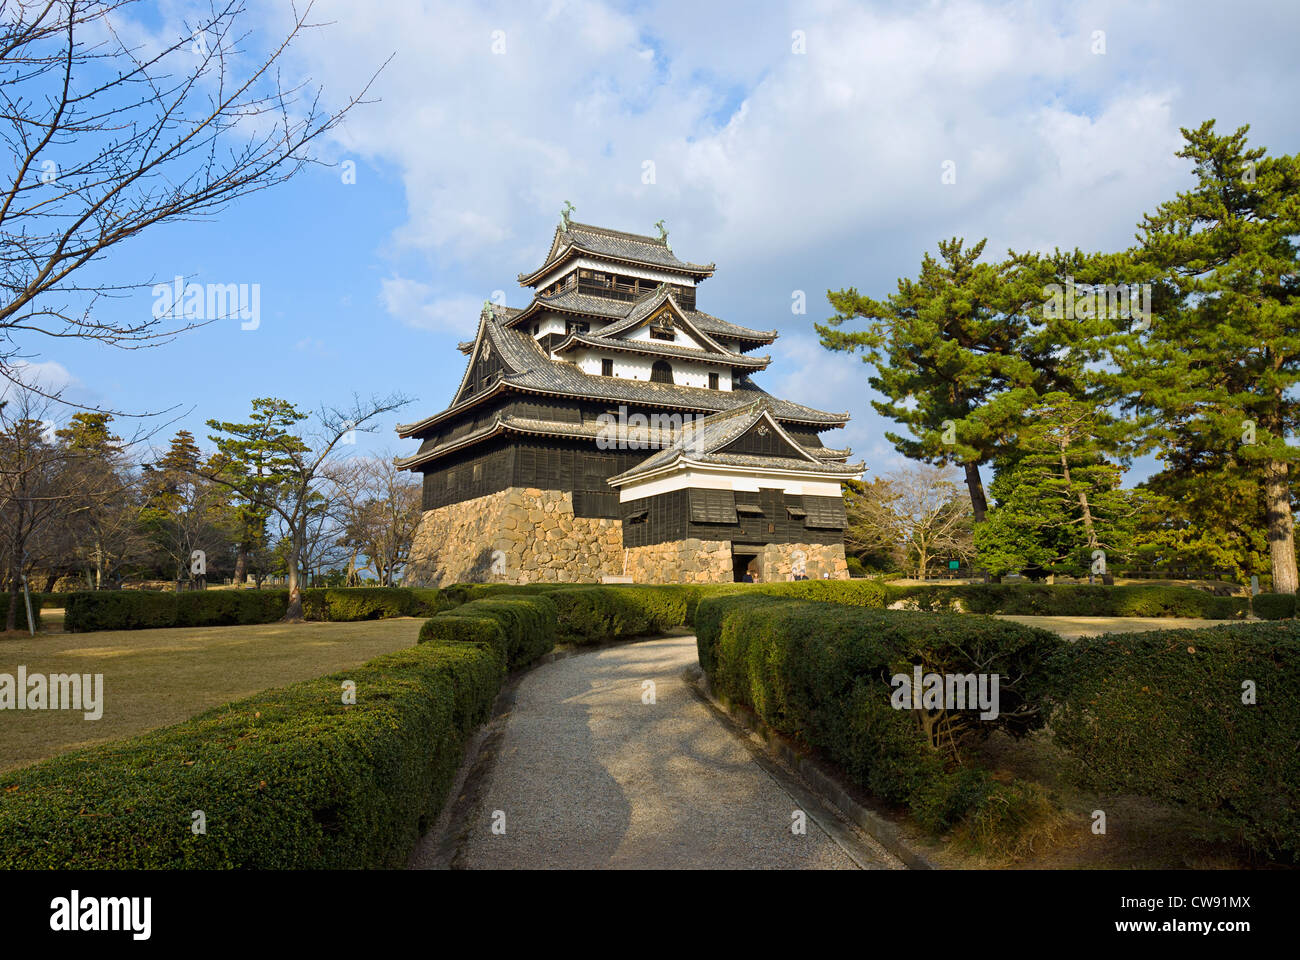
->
[0, 610, 423, 773]
[995, 614, 1244, 639]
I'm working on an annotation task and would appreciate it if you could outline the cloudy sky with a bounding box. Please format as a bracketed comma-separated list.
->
[40, 0, 1300, 482]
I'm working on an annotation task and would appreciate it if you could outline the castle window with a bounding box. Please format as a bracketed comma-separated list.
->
[650, 328, 673, 341]
[601, 358, 614, 377]
[709, 372, 719, 390]
[650, 360, 674, 384]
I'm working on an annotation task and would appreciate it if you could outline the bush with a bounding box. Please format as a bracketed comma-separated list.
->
[0, 592, 41, 631]
[1253, 593, 1295, 620]
[695, 594, 1063, 836]
[0, 633, 505, 868]
[419, 595, 557, 670]
[885, 583, 1247, 619]
[61, 587, 449, 632]
[548, 586, 693, 644]
[1047, 621, 1300, 857]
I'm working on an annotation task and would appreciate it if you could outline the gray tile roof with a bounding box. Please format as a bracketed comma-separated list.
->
[607, 399, 863, 484]
[514, 286, 777, 345]
[556, 332, 770, 368]
[520, 221, 715, 281]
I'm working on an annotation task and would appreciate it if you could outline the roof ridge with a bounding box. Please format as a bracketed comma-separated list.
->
[564, 220, 668, 246]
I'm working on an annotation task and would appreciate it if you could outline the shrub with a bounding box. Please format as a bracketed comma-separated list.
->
[1047, 621, 1300, 857]
[549, 586, 693, 644]
[885, 583, 1247, 619]
[1253, 593, 1295, 620]
[419, 595, 557, 670]
[0, 592, 41, 631]
[61, 587, 449, 632]
[695, 594, 1063, 836]
[0, 636, 504, 868]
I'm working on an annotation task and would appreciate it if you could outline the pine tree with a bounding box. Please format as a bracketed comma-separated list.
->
[1116, 121, 1300, 593]
[817, 239, 1045, 522]
[975, 393, 1135, 578]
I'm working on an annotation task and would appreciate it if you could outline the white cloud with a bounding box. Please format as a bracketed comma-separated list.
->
[379, 276, 483, 334]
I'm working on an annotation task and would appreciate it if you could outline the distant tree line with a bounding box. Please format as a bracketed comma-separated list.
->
[0, 387, 415, 628]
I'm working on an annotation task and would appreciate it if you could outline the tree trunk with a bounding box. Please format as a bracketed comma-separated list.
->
[963, 462, 988, 523]
[5, 544, 21, 631]
[282, 530, 305, 621]
[1265, 459, 1298, 595]
[233, 544, 247, 587]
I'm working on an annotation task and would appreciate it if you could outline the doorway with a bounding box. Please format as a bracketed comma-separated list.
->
[731, 544, 762, 582]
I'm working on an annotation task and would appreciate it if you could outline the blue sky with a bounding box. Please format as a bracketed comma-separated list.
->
[32, 0, 1300, 485]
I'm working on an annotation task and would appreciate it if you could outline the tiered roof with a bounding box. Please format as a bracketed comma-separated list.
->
[518, 221, 715, 285]
[396, 220, 853, 474]
[608, 399, 863, 486]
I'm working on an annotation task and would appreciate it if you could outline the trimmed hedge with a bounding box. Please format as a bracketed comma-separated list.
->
[694, 593, 1063, 838]
[1253, 593, 1295, 620]
[444, 579, 891, 643]
[62, 587, 449, 632]
[885, 583, 1247, 619]
[0, 592, 41, 631]
[0, 627, 507, 868]
[1047, 621, 1300, 857]
[419, 595, 558, 670]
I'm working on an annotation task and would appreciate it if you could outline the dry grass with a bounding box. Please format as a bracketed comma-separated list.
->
[0, 610, 422, 773]
[995, 614, 1242, 640]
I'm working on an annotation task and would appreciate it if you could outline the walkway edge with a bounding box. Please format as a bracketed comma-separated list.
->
[408, 631, 686, 869]
[684, 666, 940, 871]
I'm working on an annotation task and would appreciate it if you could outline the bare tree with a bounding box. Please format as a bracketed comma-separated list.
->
[0, 0, 384, 388]
[851, 465, 974, 579]
[331, 453, 421, 587]
[0, 382, 125, 626]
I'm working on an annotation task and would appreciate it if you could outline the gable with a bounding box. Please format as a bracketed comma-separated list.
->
[451, 328, 511, 407]
[715, 414, 816, 461]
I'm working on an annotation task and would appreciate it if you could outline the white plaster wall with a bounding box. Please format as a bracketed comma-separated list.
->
[533, 256, 697, 292]
[617, 468, 846, 500]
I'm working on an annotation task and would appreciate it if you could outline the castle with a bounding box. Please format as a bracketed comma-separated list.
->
[398, 214, 861, 585]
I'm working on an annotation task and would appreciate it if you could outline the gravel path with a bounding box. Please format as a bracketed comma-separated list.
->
[452, 635, 891, 870]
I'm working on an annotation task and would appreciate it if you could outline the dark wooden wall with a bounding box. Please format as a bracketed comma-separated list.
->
[621, 488, 846, 548]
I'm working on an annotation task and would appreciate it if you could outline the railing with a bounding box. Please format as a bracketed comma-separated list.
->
[544, 272, 696, 311]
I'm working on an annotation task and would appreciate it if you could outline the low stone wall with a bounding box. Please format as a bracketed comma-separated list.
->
[405, 487, 623, 586]
[757, 542, 849, 581]
[623, 539, 732, 583]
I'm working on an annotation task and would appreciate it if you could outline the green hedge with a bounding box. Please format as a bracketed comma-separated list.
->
[61, 587, 448, 632]
[885, 583, 1247, 619]
[419, 595, 558, 670]
[1253, 593, 1296, 620]
[1047, 621, 1300, 857]
[0, 627, 507, 868]
[444, 579, 890, 643]
[695, 593, 1063, 838]
[0, 592, 41, 631]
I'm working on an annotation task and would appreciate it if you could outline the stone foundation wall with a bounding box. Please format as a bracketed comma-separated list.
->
[756, 542, 849, 581]
[623, 539, 732, 583]
[405, 487, 623, 587]
[405, 489, 850, 587]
